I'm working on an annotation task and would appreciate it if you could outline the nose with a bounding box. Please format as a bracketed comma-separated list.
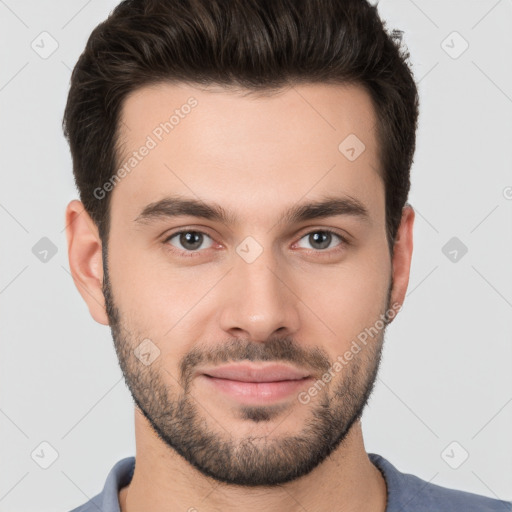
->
[218, 244, 301, 343]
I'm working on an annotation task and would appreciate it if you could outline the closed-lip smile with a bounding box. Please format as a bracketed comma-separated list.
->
[196, 363, 314, 404]
[200, 363, 312, 382]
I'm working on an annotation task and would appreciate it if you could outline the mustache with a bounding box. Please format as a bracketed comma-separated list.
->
[179, 336, 332, 385]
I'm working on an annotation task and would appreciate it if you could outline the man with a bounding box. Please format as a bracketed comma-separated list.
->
[63, 0, 511, 511]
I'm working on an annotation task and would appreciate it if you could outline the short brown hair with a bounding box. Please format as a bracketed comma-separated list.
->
[63, 0, 419, 254]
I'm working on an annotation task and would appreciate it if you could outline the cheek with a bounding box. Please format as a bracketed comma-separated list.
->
[107, 224, 390, 352]
[297, 247, 391, 347]
[107, 238, 221, 344]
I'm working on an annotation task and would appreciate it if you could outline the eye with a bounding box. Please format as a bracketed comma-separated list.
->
[164, 230, 214, 255]
[295, 229, 347, 252]
[162, 227, 348, 258]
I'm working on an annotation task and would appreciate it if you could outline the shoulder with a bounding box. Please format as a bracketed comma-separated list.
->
[67, 457, 136, 512]
[368, 453, 512, 512]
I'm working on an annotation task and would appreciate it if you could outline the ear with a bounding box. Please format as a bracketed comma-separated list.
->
[388, 204, 415, 321]
[65, 200, 109, 325]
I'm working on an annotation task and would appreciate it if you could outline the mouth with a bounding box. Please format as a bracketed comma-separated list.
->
[201, 362, 311, 382]
[198, 363, 313, 403]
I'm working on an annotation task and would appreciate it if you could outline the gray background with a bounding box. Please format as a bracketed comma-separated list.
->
[1, 1, 511, 510]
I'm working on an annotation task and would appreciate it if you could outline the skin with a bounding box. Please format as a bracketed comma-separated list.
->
[65, 82, 414, 512]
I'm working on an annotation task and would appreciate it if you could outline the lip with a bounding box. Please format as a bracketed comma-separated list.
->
[197, 363, 313, 404]
[200, 363, 311, 382]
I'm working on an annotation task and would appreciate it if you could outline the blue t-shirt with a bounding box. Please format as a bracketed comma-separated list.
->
[69, 453, 511, 511]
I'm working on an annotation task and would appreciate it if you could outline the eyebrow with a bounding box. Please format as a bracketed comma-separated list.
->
[134, 194, 371, 226]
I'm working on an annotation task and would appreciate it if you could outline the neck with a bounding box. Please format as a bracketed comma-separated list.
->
[119, 409, 387, 512]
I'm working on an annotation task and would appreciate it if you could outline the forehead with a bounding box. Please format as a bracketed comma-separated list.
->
[111, 81, 384, 227]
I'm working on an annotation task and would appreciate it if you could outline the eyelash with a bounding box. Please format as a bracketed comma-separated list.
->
[162, 228, 349, 258]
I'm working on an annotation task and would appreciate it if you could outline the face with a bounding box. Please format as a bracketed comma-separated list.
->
[85, 82, 410, 486]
